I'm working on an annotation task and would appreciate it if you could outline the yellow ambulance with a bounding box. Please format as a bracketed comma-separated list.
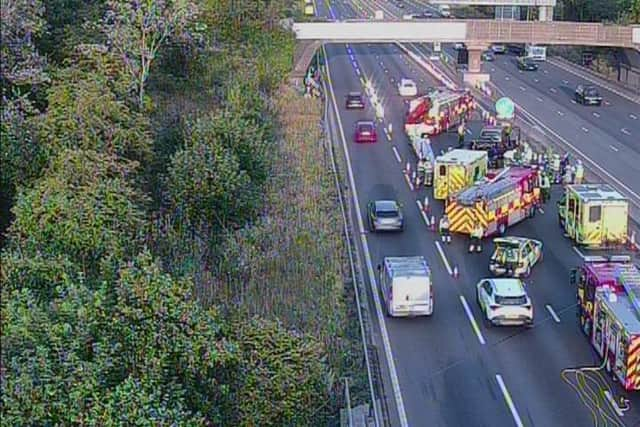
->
[304, 0, 314, 16]
[434, 149, 488, 200]
[557, 184, 629, 248]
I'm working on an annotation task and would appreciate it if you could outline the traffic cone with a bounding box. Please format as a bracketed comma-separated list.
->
[452, 265, 459, 279]
[430, 216, 436, 231]
[423, 196, 430, 215]
[630, 230, 638, 251]
[405, 162, 411, 175]
[412, 171, 417, 189]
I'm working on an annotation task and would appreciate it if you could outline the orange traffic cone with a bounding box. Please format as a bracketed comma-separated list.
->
[430, 216, 436, 232]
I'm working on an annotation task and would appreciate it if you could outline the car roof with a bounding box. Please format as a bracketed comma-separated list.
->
[374, 200, 399, 211]
[490, 278, 526, 296]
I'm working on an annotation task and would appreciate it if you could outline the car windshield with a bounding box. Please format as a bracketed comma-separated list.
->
[494, 245, 519, 262]
[377, 210, 399, 218]
[403, 81, 414, 87]
[495, 295, 527, 306]
[348, 94, 362, 101]
[358, 124, 373, 133]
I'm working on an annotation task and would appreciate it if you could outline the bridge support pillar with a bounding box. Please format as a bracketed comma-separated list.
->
[538, 6, 554, 21]
[463, 46, 490, 86]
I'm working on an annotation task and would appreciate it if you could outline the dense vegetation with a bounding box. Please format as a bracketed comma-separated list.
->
[1, 0, 364, 424]
[557, 0, 639, 23]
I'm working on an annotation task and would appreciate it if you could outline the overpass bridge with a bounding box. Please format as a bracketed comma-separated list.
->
[292, 20, 640, 83]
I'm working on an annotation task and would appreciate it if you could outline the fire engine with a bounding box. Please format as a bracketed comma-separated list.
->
[445, 166, 541, 236]
[404, 88, 474, 141]
[573, 255, 640, 391]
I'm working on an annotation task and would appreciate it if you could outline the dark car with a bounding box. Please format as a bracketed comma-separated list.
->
[367, 200, 404, 232]
[575, 84, 602, 106]
[517, 57, 538, 71]
[345, 92, 365, 109]
[354, 120, 377, 143]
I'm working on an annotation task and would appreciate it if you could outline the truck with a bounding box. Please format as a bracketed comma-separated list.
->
[557, 184, 629, 249]
[525, 45, 547, 61]
[404, 88, 474, 141]
[445, 166, 541, 236]
[573, 256, 640, 390]
[434, 149, 488, 200]
[379, 257, 434, 317]
[411, 137, 436, 187]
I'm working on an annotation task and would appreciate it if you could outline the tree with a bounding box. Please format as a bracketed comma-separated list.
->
[4, 149, 148, 288]
[37, 63, 153, 162]
[103, 0, 197, 108]
[166, 117, 255, 229]
[0, 0, 48, 91]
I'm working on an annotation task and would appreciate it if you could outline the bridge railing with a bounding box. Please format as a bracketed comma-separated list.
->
[467, 20, 634, 47]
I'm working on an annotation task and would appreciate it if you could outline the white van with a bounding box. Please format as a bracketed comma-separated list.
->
[380, 257, 433, 317]
[439, 5, 451, 18]
[525, 45, 547, 61]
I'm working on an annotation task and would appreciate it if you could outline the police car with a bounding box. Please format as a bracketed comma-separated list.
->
[489, 237, 543, 278]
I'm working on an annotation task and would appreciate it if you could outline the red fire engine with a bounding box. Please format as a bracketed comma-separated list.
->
[445, 166, 541, 236]
[404, 88, 474, 138]
[573, 255, 640, 391]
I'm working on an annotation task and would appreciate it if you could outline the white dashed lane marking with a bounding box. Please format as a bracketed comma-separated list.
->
[593, 112, 600, 118]
[546, 305, 561, 323]
[582, 127, 589, 132]
[610, 145, 619, 152]
[557, 111, 565, 116]
[550, 88, 557, 93]
[622, 128, 631, 135]
[631, 114, 638, 120]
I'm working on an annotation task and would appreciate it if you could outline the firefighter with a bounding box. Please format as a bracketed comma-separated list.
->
[417, 158, 428, 187]
[539, 172, 551, 204]
[551, 153, 561, 184]
[575, 160, 584, 184]
[457, 121, 465, 148]
[439, 214, 451, 244]
[469, 222, 484, 253]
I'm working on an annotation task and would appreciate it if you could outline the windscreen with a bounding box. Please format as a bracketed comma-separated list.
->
[585, 88, 599, 97]
[358, 124, 373, 133]
[377, 210, 398, 218]
[493, 245, 519, 263]
[495, 295, 527, 305]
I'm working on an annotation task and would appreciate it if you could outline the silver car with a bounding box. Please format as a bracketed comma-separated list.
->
[368, 200, 404, 232]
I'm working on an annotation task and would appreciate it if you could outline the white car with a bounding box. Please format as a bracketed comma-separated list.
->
[491, 44, 506, 54]
[398, 78, 417, 97]
[453, 42, 466, 51]
[476, 278, 533, 326]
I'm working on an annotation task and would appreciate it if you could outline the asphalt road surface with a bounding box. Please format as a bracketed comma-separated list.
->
[314, 0, 640, 426]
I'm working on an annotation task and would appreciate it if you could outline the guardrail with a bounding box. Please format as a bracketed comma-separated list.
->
[321, 69, 386, 427]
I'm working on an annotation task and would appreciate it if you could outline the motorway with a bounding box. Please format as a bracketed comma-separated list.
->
[315, 0, 640, 426]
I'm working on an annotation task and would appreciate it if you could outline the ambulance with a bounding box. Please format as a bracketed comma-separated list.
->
[558, 184, 629, 248]
[404, 88, 474, 141]
[573, 256, 640, 391]
[445, 166, 541, 236]
[433, 149, 488, 200]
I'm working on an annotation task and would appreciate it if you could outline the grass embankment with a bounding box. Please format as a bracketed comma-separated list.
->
[208, 86, 368, 412]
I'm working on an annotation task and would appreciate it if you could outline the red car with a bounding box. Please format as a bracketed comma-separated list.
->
[354, 120, 377, 143]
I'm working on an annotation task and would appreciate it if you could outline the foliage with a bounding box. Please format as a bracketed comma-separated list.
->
[232, 317, 332, 426]
[0, 0, 48, 90]
[103, 0, 198, 108]
[4, 149, 148, 288]
[557, 0, 639, 22]
[36, 63, 153, 162]
[1, 252, 238, 425]
[165, 116, 256, 229]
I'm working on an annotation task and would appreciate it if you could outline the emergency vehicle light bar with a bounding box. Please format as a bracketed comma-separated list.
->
[583, 255, 631, 263]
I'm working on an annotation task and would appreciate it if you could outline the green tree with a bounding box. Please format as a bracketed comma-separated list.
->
[37, 63, 152, 162]
[166, 117, 255, 229]
[4, 149, 148, 289]
[103, 0, 197, 108]
[232, 318, 332, 426]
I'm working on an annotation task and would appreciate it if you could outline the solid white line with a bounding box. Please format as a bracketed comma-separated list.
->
[610, 145, 619, 152]
[434, 241, 453, 275]
[604, 390, 624, 417]
[573, 246, 585, 259]
[403, 173, 415, 191]
[622, 128, 631, 135]
[324, 44, 409, 427]
[460, 295, 486, 345]
[581, 127, 589, 132]
[416, 200, 431, 226]
[392, 146, 402, 162]
[546, 304, 561, 323]
[496, 374, 524, 427]
[592, 112, 600, 118]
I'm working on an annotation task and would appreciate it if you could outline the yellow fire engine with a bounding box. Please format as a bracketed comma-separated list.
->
[433, 149, 488, 200]
[445, 166, 541, 236]
[558, 184, 629, 248]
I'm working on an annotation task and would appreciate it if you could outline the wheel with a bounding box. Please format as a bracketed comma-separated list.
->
[498, 223, 507, 236]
